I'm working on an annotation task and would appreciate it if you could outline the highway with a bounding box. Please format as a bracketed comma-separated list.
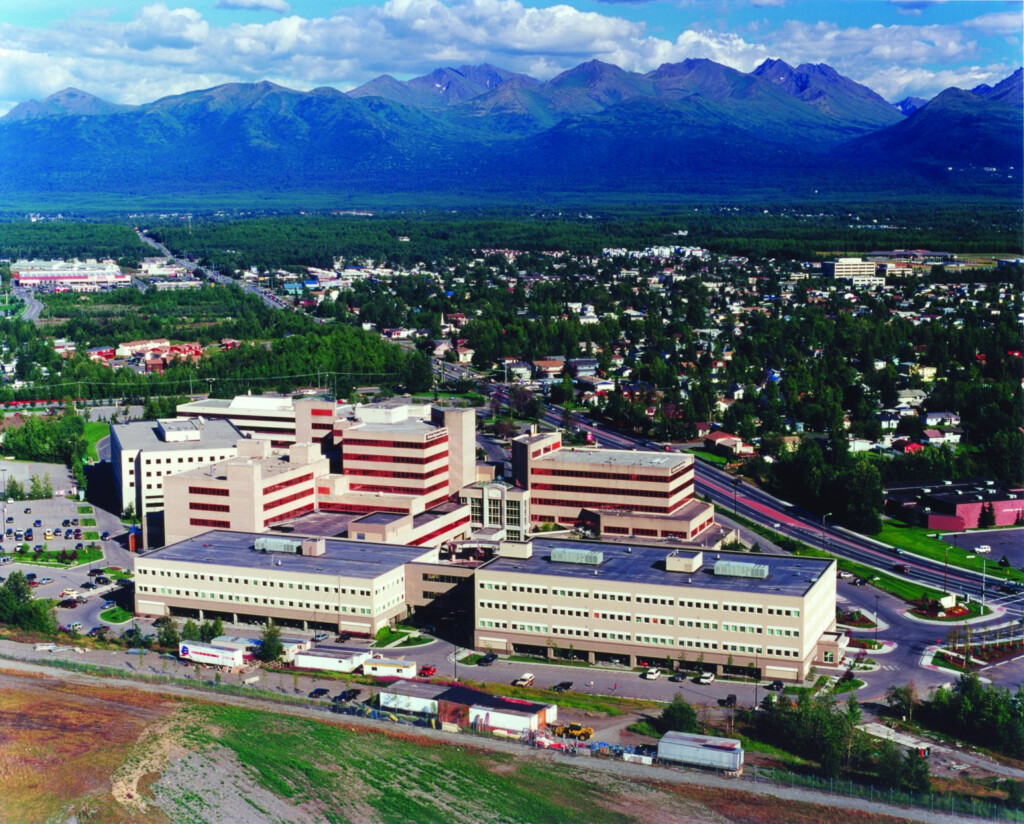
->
[136, 230, 290, 312]
[489, 387, 1020, 618]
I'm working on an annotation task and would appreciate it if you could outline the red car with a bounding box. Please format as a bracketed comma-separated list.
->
[418, 666, 437, 677]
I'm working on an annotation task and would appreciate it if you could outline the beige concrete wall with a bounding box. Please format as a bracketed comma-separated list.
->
[473, 558, 836, 681]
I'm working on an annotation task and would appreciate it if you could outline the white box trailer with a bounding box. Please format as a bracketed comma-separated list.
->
[211, 635, 261, 653]
[179, 641, 245, 669]
[469, 705, 543, 735]
[363, 657, 416, 679]
[658, 731, 744, 772]
[293, 648, 370, 674]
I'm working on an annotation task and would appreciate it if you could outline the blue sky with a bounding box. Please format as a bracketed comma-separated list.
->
[0, 0, 1019, 113]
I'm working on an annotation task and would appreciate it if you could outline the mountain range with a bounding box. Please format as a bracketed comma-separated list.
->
[0, 59, 1020, 206]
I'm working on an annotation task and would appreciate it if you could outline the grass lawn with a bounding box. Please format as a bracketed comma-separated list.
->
[506, 653, 593, 668]
[685, 448, 729, 466]
[397, 635, 433, 647]
[910, 601, 989, 622]
[466, 679, 659, 717]
[77, 505, 93, 514]
[100, 606, 134, 623]
[878, 521, 1023, 583]
[373, 626, 412, 647]
[82, 422, 110, 462]
[80, 518, 96, 527]
[83, 531, 100, 541]
[831, 678, 865, 694]
[626, 720, 662, 738]
[8, 546, 103, 567]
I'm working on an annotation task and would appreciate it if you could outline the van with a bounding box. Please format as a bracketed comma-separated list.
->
[64, 622, 83, 633]
[513, 673, 536, 688]
[698, 672, 715, 685]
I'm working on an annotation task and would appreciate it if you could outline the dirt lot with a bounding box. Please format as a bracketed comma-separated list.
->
[0, 666, 927, 824]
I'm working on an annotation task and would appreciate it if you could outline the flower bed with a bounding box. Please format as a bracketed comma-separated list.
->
[837, 609, 876, 628]
[847, 638, 882, 650]
[969, 642, 1024, 664]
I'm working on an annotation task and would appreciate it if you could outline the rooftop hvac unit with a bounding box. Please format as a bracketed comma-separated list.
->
[714, 560, 769, 580]
[255, 537, 302, 554]
[551, 547, 604, 566]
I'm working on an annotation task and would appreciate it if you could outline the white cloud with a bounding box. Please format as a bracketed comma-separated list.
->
[216, 0, 291, 13]
[0, 0, 1016, 114]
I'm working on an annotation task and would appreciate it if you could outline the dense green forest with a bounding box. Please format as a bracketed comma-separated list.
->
[40, 284, 313, 346]
[0, 222, 146, 266]
[147, 204, 1023, 272]
[0, 323, 432, 404]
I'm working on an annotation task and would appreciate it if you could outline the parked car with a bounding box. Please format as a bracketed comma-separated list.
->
[71, 518, 79, 526]
[477, 652, 498, 666]
[88, 568, 104, 577]
[95, 576, 111, 585]
[62, 520, 70, 528]
[101, 531, 110, 541]
[697, 672, 715, 685]
[668, 673, 686, 683]
[81, 582, 97, 590]
[334, 688, 360, 702]
[308, 688, 330, 699]
[58, 599, 78, 609]
[722, 694, 737, 708]
[645, 668, 661, 680]
[512, 673, 535, 687]
[75, 543, 84, 551]
[38, 577, 53, 584]
[5, 517, 12, 524]
[336, 632, 352, 642]
[33, 519, 41, 527]
[417, 665, 437, 677]
[23, 508, 30, 514]
[24, 573, 36, 580]
[977, 544, 992, 554]
[311, 631, 330, 642]
[767, 680, 785, 692]
[552, 681, 573, 693]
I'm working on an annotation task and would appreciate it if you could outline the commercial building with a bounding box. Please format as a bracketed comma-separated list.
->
[473, 539, 842, 682]
[821, 257, 878, 280]
[378, 681, 557, 734]
[109, 417, 244, 518]
[511, 432, 696, 526]
[11, 258, 131, 290]
[134, 530, 435, 635]
[162, 439, 330, 545]
[177, 395, 336, 449]
[885, 481, 1024, 531]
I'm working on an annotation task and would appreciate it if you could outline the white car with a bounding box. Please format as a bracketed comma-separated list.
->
[976, 544, 992, 554]
[698, 672, 716, 685]
[645, 668, 661, 680]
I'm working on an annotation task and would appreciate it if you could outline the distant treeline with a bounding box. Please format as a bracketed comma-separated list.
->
[0, 222, 146, 264]
[147, 204, 1024, 272]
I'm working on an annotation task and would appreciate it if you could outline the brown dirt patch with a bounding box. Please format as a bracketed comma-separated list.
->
[0, 670, 178, 824]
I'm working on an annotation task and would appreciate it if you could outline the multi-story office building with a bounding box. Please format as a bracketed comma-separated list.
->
[822, 257, 878, 280]
[474, 539, 843, 682]
[458, 480, 530, 543]
[511, 432, 698, 527]
[135, 530, 434, 635]
[177, 396, 335, 449]
[110, 417, 244, 517]
[163, 440, 330, 544]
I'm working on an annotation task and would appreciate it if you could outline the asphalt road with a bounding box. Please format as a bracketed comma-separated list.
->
[13, 286, 43, 321]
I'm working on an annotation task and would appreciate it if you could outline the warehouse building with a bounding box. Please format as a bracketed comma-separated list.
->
[473, 539, 842, 682]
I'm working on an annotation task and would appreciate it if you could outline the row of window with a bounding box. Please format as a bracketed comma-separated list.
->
[530, 482, 691, 499]
[264, 502, 315, 527]
[189, 502, 230, 513]
[344, 452, 447, 466]
[263, 472, 314, 496]
[189, 485, 229, 497]
[138, 585, 373, 614]
[264, 487, 313, 512]
[531, 499, 675, 515]
[349, 480, 448, 496]
[138, 567, 375, 596]
[342, 436, 448, 450]
[345, 466, 447, 480]
[143, 453, 232, 466]
[531, 465, 691, 483]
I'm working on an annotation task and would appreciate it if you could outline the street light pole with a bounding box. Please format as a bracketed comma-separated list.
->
[822, 512, 832, 553]
[944, 543, 950, 596]
[732, 477, 742, 515]
[874, 594, 880, 648]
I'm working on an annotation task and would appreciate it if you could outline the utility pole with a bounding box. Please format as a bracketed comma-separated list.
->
[874, 594, 880, 648]
[822, 512, 832, 553]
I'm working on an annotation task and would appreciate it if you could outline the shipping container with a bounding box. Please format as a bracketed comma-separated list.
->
[178, 641, 245, 669]
[657, 731, 744, 772]
[363, 658, 416, 678]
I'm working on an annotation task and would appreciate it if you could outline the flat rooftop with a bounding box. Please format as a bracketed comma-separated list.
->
[537, 447, 691, 471]
[142, 530, 431, 578]
[173, 452, 320, 481]
[383, 680, 552, 715]
[484, 538, 831, 597]
[111, 418, 242, 451]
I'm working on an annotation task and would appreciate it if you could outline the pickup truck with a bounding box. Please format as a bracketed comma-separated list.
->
[512, 673, 535, 688]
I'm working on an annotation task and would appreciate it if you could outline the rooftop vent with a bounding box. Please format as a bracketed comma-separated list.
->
[714, 560, 769, 580]
[255, 537, 302, 554]
[551, 547, 603, 566]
